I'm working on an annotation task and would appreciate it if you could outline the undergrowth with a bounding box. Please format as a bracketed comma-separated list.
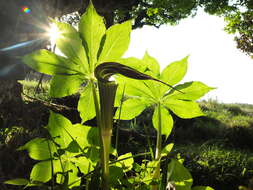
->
[2, 79, 253, 190]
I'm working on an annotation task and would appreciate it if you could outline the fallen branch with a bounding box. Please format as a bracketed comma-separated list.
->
[22, 92, 76, 112]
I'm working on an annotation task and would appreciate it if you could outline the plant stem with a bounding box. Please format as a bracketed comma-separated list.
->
[90, 80, 104, 188]
[152, 102, 162, 190]
[144, 124, 154, 161]
[155, 102, 162, 162]
[115, 84, 126, 157]
[47, 140, 54, 190]
[98, 80, 118, 190]
[91, 79, 118, 190]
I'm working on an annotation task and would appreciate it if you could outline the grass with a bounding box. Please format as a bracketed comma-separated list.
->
[174, 143, 253, 190]
[174, 100, 253, 148]
[200, 100, 253, 128]
[19, 79, 51, 102]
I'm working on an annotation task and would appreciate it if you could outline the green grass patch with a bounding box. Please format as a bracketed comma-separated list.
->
[200, 100, 253, 128]
[175, 143, 253, 190]
[19, 79, 51, 102]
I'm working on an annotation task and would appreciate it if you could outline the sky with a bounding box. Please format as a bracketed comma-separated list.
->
[124, 10, 253, 104]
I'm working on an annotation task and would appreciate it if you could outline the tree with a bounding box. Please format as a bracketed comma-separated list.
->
[197, 0, 253, 57]
[225, 10, 253, 57]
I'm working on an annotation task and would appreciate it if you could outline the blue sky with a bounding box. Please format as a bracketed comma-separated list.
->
[125, 10, 253, 104]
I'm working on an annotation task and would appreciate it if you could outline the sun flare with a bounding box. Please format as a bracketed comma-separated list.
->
[47, 23, 61, 45]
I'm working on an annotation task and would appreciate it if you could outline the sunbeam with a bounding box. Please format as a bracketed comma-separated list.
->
[0, 38, 46, 54]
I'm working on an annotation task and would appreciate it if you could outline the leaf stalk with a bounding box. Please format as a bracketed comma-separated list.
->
[152, 102, 162, 190]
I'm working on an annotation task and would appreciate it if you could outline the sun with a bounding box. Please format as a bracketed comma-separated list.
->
[47, 23, 61, 45]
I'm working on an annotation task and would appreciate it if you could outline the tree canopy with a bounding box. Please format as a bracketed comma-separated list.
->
[225, 10, 253, 57]
[63, 0, 253, 57]
[1, 0, 253, 59]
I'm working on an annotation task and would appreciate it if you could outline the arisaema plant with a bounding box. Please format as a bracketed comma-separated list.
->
[18, 2, 185, 190]
[20, 2, 133, 189]
[115, 52, 214, 189]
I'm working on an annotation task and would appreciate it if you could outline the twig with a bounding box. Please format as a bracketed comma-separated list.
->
[22, 92, 76, 111]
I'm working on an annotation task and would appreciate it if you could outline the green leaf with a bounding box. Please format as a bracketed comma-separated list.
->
[55, 161, 80, 188]
[168, 159, 193, 190]
[46, 112, 73, 149]
[67, 162, 80, 188]
[54, 21, 89, 74]
[22, 49, 81, 75]
[142, 51, 160, 76]
[115, 152, 134, 172]
[117, 57, 146, 72]
[109, 166, 124, 186]
[161, 56, 188, 86]
[50, 75, 84, 97]
[142, 80, 164, 99]
[30, 160, 61, 183]
[116, 77, 155, 100]
[4, 178, 29, 186]
[98, 20, 132, 63]
[79, 2, 106, 71]
[88, 146, 100, 163]
[78, 82, 96, 123]
[17, 138, 57, 160]
[46, 112, 92, 150]
[72, 156, 93, 174]
[161, 143, 174, 157]
[71, 124, 95, 149]
[141, 160, 160, 185]
[164, 99, 204, 119]
[87, 127, 100, 146]
[152, 105, 173, 138]
[192, 186, 215, 190]
[166, 81, 215, 101]
[115, 98, 149, 120]
[65, 140, 80, 153]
